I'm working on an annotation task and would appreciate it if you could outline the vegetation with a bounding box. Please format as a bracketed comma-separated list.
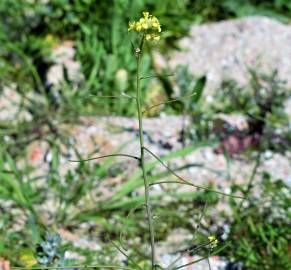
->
[1, 0, 291, 117]
[0, 1, 290, 270]
[225, 174, 291, 270]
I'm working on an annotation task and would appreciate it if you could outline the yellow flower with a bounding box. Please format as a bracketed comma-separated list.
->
[143, 12, 150, 18]
[208, 235, 219, 249]
[128, 11, 162, 41]
[145, 33, 160, 41]
[145, 34, 152, 41]
[152, 33, 160, 41]
[135, 22, 142, 31]
[151, 16, 161, 32]
[128, 21, 136, 31]
[140, 18, 149, 29]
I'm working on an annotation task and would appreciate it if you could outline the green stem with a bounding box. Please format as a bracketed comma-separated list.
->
[238, 152, 261, 209]
[135, 39, 156, 269]
[68, 153, 140, 162]
[244, 152, 261, 196]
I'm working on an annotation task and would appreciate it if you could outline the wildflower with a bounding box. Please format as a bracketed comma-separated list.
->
[143, 12, 150, 18]
[146, 33, 160, 41]
[128, 21, 136, 31]
[135, 22, 142, 31]
[151, 16, 161, 32]
[128, 12, 162, 41]
[140, 18, 149, 29]
[208, 235, 219, 249]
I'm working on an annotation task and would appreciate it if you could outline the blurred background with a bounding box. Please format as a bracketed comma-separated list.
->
[0, 1, 290, 269]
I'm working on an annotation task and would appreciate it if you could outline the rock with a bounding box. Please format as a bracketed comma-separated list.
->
[168, 16, 291, 94]
[0, 85, 32, 122]
[23, 115, 290, 190]
[46, 41, 84, 88]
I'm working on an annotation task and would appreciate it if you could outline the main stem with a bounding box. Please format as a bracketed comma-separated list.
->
[136, 44, 156, 269]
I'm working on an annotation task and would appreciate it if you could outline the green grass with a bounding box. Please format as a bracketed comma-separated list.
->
[1, 1, 291, 268]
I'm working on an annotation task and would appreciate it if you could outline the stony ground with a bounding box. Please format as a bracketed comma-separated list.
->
[25, 115, 291, 192]
[1, 16, 291, 269]
[155, 16, 291, 95]
[23, 115, 290, 269]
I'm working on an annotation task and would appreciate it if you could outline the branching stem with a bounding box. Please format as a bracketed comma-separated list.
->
[144, 147, 245, 199]
[69, 153, 140, 162]
[140, 74, 174, 80]
[135, 37, 156, 269]
[89, 94, 136, 100]
[142, 91, 198, 114]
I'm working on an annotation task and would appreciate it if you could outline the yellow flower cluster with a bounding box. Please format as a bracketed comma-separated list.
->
[208, 235, 219, 249]
[128, 12, 161, 41]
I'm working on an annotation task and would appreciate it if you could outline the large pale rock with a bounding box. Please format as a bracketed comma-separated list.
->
[168, 16, 291, 94]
